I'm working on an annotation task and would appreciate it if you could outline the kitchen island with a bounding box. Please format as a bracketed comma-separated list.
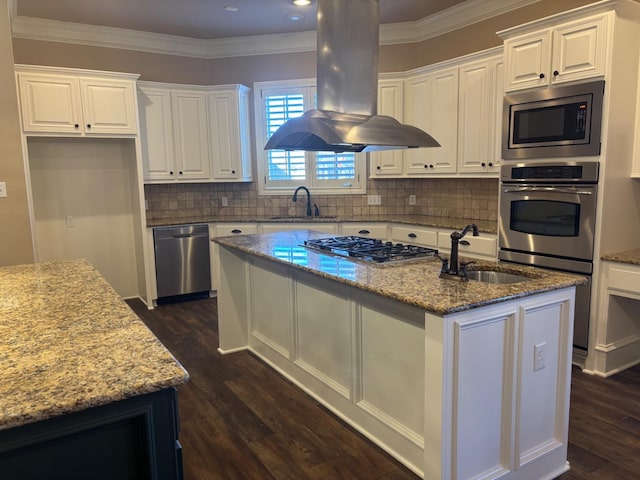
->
[0, 259, 189, 479]
[215, 230, 585, 480]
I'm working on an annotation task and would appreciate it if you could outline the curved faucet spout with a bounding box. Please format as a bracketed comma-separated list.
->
[292, 186, 313, 217]
[444, 224, 480, 279]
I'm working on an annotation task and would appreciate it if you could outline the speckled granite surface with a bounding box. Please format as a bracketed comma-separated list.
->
[0, 259, 189, 431]
[214, 230, 585, 316]
[148, 214, 497, 234]
[601, 249, 640, 266]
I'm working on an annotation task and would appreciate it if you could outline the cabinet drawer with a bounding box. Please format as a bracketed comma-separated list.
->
[607, 264, 640, 294]
[214, 223, 258, 237]
[437, 232, 497, 258]
[390, 225, 438, 248]
[260, 223, 338, 234]
[339, 223, 388, 239]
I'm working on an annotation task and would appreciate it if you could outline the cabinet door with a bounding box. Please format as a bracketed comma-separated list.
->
[17, 73, 83, 134]
[490, 58, 504, 173]
[138, 87, 176, 181]
[171, 91, 211, 181]
[209, 90, 242, 181]
[390, 225, 438, 248]
[370, 79, 404, 177]
[339, 223, 388, 239]
[504, 30, 551, 91]
[404, 69, 458, 175]
[457, 60, 493, 174]
[79, 78, 137, 135]
[551, 15, 608, 85]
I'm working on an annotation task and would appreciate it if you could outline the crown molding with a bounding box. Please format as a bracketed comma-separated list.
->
[10, 0, 540, 58]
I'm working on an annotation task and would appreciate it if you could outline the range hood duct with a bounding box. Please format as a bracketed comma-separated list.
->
[264, 0, 439, 153]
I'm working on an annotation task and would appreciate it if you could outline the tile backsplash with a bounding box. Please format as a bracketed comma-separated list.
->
[144, 177, 499, 224]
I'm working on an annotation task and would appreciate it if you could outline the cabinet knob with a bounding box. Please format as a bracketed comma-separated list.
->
[232, 170, 236, 174]
[488, 162, 494, 167]
[169, 171, 174, 175]
[231, 229, 242, 234]
[179, 171, 183, 175]
[377, 165, 381, 170]
[481, 162, 486, 167]
[539, 73, 545, 79]
[553, 70, 559, 76]
[429, 164, 434, 169]
[358, 229, 370, 235]
[74, 124, 79, 129]
[86, 124, 91, 129]
[424, 164, 428, 168]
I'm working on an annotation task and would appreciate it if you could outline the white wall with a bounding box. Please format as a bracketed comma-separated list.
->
[27, 137, 140, 298]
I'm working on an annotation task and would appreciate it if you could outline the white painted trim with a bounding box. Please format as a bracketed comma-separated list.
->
[10, 0, 539, 59]
[594, 333, 640, 352]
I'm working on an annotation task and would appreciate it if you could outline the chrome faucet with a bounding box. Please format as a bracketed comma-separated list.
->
[292, 186, 312, 217]
[439, 224, 479, 281]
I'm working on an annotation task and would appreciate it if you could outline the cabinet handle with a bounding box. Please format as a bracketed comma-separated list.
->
[429, 164, 434, 169]
[460, 240, 471, 246]
[488, 162, 494, 167]
[408, 233, 417, 238]
[74, 124, 79, 129]
[231, 229, 242, 234]
[481, 162, 486, 167]
[358, 229, 370, 235]
[553, 70, 559, 76]
[539, 73, 545, 79]
[424, 164, 428, 168]
[86, 124, 91, 129]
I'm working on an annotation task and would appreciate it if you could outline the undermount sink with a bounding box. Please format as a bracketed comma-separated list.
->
[466, 270, 529, 284]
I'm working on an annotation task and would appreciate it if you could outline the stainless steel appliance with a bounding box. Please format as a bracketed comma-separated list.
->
[303, 236, 438, 263]
[502, 80, 604, 160]
[499, 162, 598, 350]
[154, 224, 211, 298]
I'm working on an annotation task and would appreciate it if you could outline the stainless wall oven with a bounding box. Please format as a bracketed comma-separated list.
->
[499, 162, 599, 350]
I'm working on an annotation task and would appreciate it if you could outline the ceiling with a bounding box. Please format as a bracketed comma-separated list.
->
[15, 0, 468, 40]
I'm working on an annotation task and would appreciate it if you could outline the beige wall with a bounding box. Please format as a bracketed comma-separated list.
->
[0, 0, 33, 265]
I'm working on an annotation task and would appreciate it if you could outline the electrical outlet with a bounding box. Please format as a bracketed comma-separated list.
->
[367, 195, 381, 205]
[0, 182, 6, 198]
[534, 342, 546, 371]
[65, 216, 75, 228]
[409, 195, 416, 205]
[221, 196, 228, 207]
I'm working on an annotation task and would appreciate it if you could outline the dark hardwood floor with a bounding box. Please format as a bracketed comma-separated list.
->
[128, 297, 640, 480]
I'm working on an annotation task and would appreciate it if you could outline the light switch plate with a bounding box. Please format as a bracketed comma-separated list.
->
[0, 182, 6, 198]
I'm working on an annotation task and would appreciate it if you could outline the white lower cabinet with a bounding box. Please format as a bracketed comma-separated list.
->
[437, 230, 498, 259]
[339, 223, 388, 239]
[259, 223, 338, 234]
[210, 223, 258, 291]
[390, 224, 438, 248]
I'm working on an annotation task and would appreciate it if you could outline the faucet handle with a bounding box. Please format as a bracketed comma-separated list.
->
[459, 261, 474, 279]
[314, 203, 320, 217]
[436, 255, 449, 273]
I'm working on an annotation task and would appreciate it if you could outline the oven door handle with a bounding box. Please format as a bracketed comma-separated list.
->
[502, 186, 593, 195]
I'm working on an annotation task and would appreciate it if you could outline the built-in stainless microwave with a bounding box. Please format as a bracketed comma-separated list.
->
[502, 80, 604, 160]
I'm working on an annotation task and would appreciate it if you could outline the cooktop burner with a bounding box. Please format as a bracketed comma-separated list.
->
[303, 236, 438, 263]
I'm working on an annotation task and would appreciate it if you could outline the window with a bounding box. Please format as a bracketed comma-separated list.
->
[254, 79, 366, 195]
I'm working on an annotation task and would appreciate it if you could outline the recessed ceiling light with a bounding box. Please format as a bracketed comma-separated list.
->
[286, 13, 305, 22]
[224, 5, 239, 12]
[290, 0, 313, 6]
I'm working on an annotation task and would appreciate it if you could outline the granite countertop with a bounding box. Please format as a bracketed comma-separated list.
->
[147, 214, 498, 234]
[214, 230, 585, 316]
[0, 259, 189, 431]
[601, 249, 640, 266]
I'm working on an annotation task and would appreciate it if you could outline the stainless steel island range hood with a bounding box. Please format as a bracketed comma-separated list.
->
[264, 0, 440, 153]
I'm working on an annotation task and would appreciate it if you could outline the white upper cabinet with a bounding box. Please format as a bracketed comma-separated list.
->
[370, 78, 404, 177]
[503, 13, 610, 91]
[171, 90, 211, 181]
[139, 82, 252, 184]
[208, 85, 253, 182]
[404, 67, 458, 175]
[16, 66, 138, 136]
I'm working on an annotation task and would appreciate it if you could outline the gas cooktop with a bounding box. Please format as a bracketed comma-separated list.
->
[303, 236, 438, 263]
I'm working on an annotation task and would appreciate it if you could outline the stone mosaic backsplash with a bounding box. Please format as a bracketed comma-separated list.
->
[144, 177, 499, 224]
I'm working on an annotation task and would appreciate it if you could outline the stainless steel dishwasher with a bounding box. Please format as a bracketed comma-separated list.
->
[153, 224, 211, 298]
